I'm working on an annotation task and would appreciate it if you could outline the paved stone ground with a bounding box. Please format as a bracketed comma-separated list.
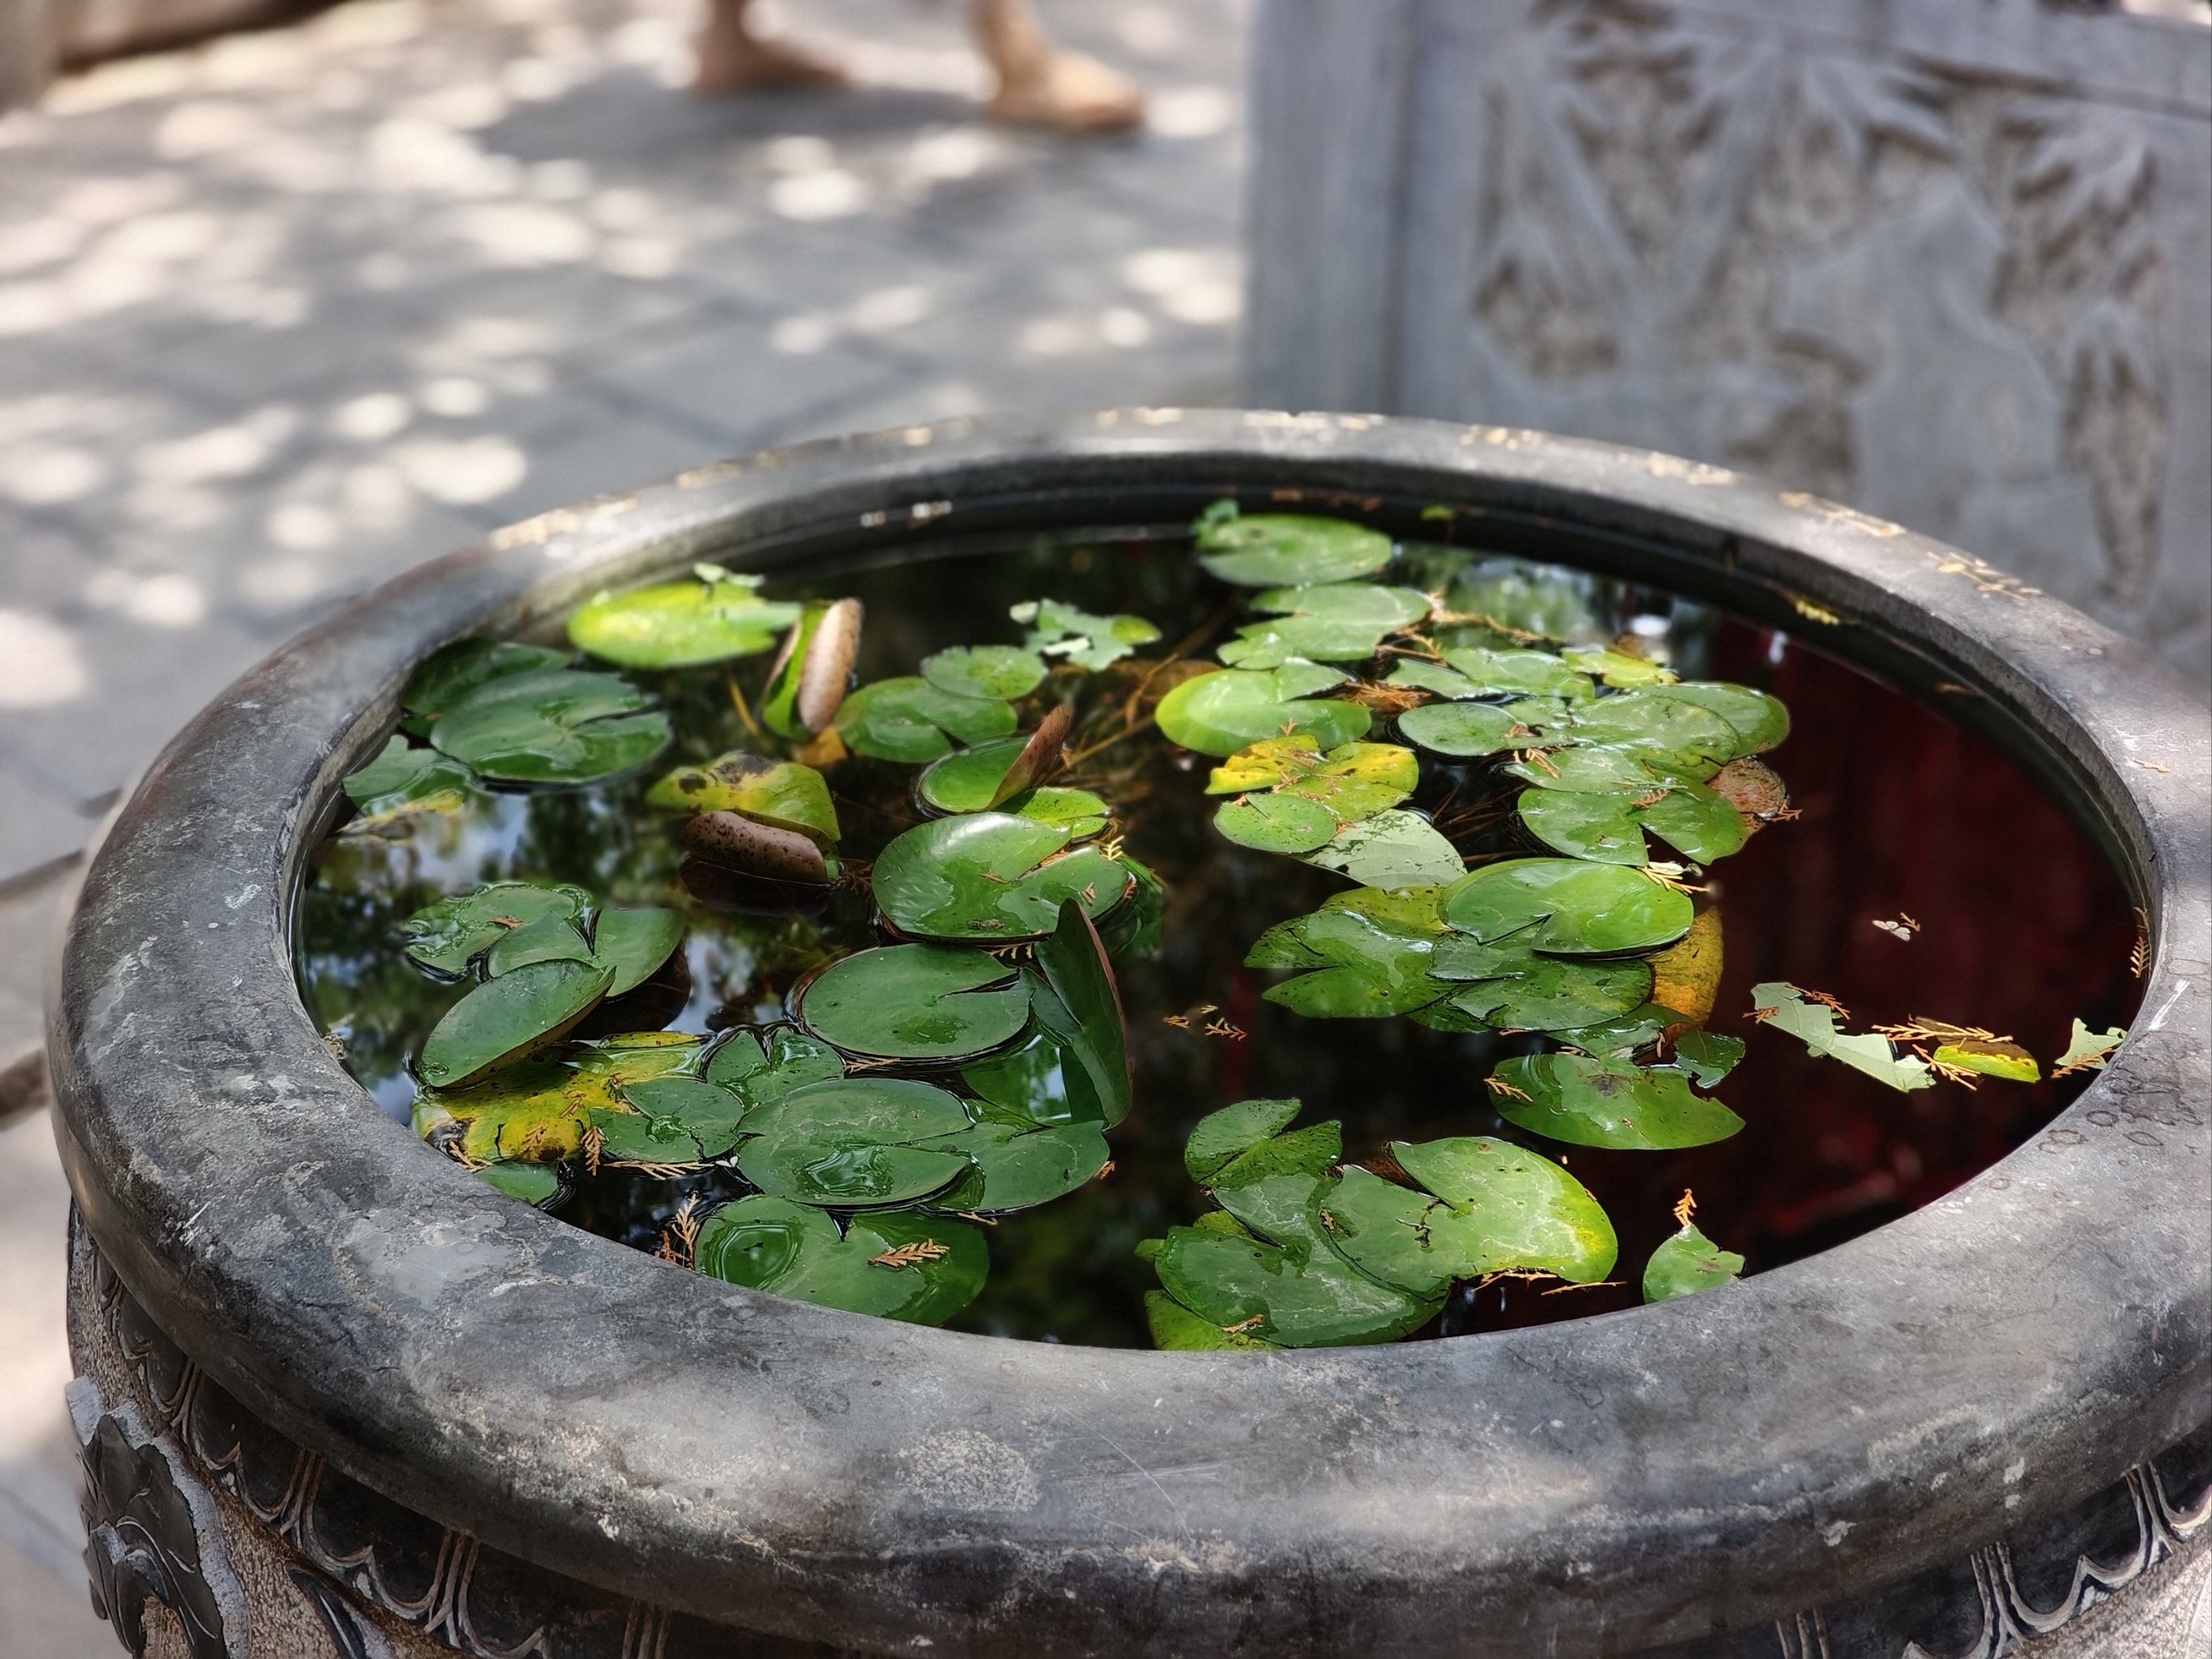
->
[0, 0, 1246, 1645]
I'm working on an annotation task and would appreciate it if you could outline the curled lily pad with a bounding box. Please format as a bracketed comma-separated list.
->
[1195, 511, 1395, 587]
[588, 907, 686, 997]
[872, 812, 1132, 941]
[419, 959, 615, 1089]
[915, 715, 1089, 829]
[963, 1033, 1083, 1126]
[694, 1196, 987, 1324]
[1302, 809, 1464, 889]
[1025, 899, 1132, 1127]
[1011, 599, 1162, 671]
[430, 668, 670, 785]
[400, 638, 573, 727]
[796, 944, 1030, 1062]
[1208, 737, 1417, 822]
[1650, 909, 1724, 1023]
[1319, 1138, 1616, 1297]
[567, 565, 800, 668]
[921, 644, 1047, 702]
[1155, 665, 1372, 757]
[1489, 1053, 1745, 1150]
[1438, 646, 1597, 702]
[1396, 701, 1526, 758]
[1220, 582, 1432, 666]
[735, 1077, 974, 1206]
[833, 676, 1018, 763]
[1931, 1039, 2041, 1082]
[1751, 982, 1934, 1092]
[646, 753, 838, 846]
[343, 736, 471, 821]
[1643, 1222, 1745, 1302]
[762, 598, 862, 738]
[1443, 859, 1693, 953]
[403, 881, 595, 977]
[684, 811, 829, 885]
[1562, 646, 1677, 689]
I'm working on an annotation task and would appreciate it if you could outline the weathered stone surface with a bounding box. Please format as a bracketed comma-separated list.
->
[1247, 0, 2212, 692]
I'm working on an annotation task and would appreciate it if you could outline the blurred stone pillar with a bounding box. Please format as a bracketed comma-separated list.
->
[1245, 0, 2212, 689]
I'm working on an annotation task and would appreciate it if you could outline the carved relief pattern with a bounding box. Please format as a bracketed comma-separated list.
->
[1460, 0, 2175, 621]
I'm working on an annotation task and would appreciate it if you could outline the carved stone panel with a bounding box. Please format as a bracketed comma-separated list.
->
[1247, 0, 2212, 688]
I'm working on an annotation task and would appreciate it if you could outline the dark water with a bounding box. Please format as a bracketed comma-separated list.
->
[296, 530, 2141, 1347]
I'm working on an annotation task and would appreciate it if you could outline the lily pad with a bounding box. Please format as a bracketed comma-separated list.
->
[1518, 783, 1747, 866]
[478, 1163, 561, 1205]
[567, 565, 800, 668]
[1488, 1052, 1745, 1150]
[1184, 1098, 1302, 1183]
[1652, 683, 1789, 753]
[1155, 666, 1372, 757]
[925, 1119, 1112, 1213]
[1143, 1290, 1282, 1351]
[1442, 859, 1693, 953]
[481, 914, 592, 977]
[797, 945, 1030, 1063]
[399, 638, 573, 726]
[694, 1196, 987, 1324]
[419, 959, 615, 1089]
[1214, 791, 1340, 855]
[403, 881, 595, 977]
[1302, 809, 1464, 889]
[1673, 1030, 1745, 1088]
[1562, 646, 1677, 689]
[1208, 737, 1417, 823]
[1440, 956, 1654, 1032]
[735, 1077, 976, 1206]
[1643, 1222, 1745, 1303]
[1319, 1138, 1616, 1297]
[1220, 582, 1433, 666]
[704, 1026, 845, 1107]
[645, 753, 838, 845]
[2053, 1019, 2125, 1076]
[1383, 659, 1480, 698]
[916, 729, 1100, 835]
[871, 812, 1132, 941]
[1396, 701, 1526, 758]
[1196, 512, 1395, 587]
[429, 668, 671, 785]
[1438, 646, 1598, 702]
[589, 907, 686, 997]
[962, 1034, 1084, 1126]
[832, 676, 1018, 763]
[343, 736, 471, 821]
[1751, 982, 1934, 1092]
[1011, 598, 1161, 672]
[606, 1076, 749, 1160]
[1558, 691, 1745, 770]
[414, 1034, 701, 1165]
[920, 644, 1046, 702]
[1026, 899, 1132, 1127]
[1251, 906, 1493, 1020]
[762, 598, 861, 738]
[1506, 745, 1687, 795]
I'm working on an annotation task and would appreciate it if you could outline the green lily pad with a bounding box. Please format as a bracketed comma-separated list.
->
[1026, 898, 1132, 1127]
[1649, 683, 1789, 753]
[1518, 783, 1747, 867]
[962, 1033, 1084, 1126]
[1220, 582, 1432, 666]
[399, 638, 573, 726]
[1184, 1098, 1302, 1183]
[1251, 906, 1490, 1019]
[402, 881, 595, 977]
[1011, 598, 1161, 671]
[588, 907, 685, 997]
[478, 1162, 561, 1205]
[1143, 1290, 1282, 1351]
[343, 736, 472, 821]
[1155, 666, 1371, 757]
[1489, 1052, 1745, 1149]
[1751, 982, 1934, 1092]
[644, 753, 838, 845]
[1154, 1171, 1437, 1347]
[1208, 737, 1417, 822]
[1207, 1120, 1342, 1190]
[1396, 701, 1526, 758]
[694, 1196, 987, 1324]
[1438, 646, 1598, 702]
[916, 740, 1106, 835]
[1558, 691, 1745, 769]
[1673, 1030, 1745, 1087]
[871, 812, 1133, 941]
[920, 644, 1046, 702]
[1215, 791, 1340, 854]
[1383, 659, 1480, 698]
[607, 1076, 749, 1159]
[566, 565, 800, 668]
[1441, 956, 1654, 1032]
[796, 944, 1030, 1063]
[1506, 744, 1690, 795]
[1302, 809, 1464, 889]
[924, 1119, 1111, 1213]
[416, 1032, 701, 1166]
[1548, 1004, 1684, 1058]
[1643, 1222, 1745, 1303]
[1319, 1137, 1616, 1297]
[832, 676, 1018, 763]
[429, 669, 671, 785]
[1195, 511, 1394, 587]
[704, 1026, 845, 1107]
[1562, 646, 1677, 688]
[482, 914, 592, 976]
[1443, 859, 1693, 953]
[735, 1077, 976, 1206]
[419, 959, 615, 1089]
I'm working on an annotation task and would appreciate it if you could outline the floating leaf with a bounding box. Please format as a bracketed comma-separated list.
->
[1252, 905, 1503, 1020]
[1490, 1052, 1745, 1149]
[1549, 1004, 1683, 1058]
[871, 812, 1132, 941]
[415, 1034, 701, 1165]
[1319, 1138, 1616, 1297]
[1208, 737, 1417, 823]
[694, 1196, 987, 1324]
[762, 598, 861, 738]
[1302, 808, 1464, 889]
[735, 1077, 975, 1206]
[400, 639, 572, 727]
[1143, 1290, 1282, 1350]
[1562, 646, 1677, 688]
[482, 914, 592, 976]
[1208, 1121, 1342, 1189]
[1220, 582, 1432, 666]
[1930, 1039, 2041, 1083]
[645, 753, 838, 845]
[1438, 646, 1597, 702]
[1506, 744, 1686, 795]
[1751, 982, 1934, 1092]
[796, 945, 1030, 1062]
[704, 1026, 844, 1107]
[963, 1034, 1084, 1126]
[430, 668, 670, 785]
[478, 1163, 560, 1205]
[402, 881, 595, 977]
[419, 959, 614, 1089]
[1440, 956, 1653, 1032]
[920, 644, 1047, 702]
[1215, 791, 1340, 855]
[925, 1119, 1111, 1213]
[1154, 666, 1372, 757]
[1396, 701, 1526, 758]
[343, 736, 471, 821]
[916, 728, 1098, 834]
[609, 1076, 749, 1159]
[832, 676, 1018, 762]
[1650, 909, 1725, 1023]
[1025, 898, 1132, 1127]
[1653, 683, 1789, 753]
[567, 566, 800, 668]
[1673, 1030, 1745, 1088]
[1642, 1223, 1745, 1303]
[1195, 512, 1394, 587]
[1184, 1098, 1302, 1183]
[1518, 782, 1746, 866]
[589, 907, 686, 997]
[1558, 691, 1745, 770]
[1011, 598, 1162, 672]
[1443, 859, 1693, 953]
[2053, 1018, 2125, 1077]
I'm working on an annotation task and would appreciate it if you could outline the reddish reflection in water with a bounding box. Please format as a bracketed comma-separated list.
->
[1448, 620, 2142, 1334]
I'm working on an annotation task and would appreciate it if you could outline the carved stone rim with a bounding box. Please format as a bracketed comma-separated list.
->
[47, 411, 2211, 1657]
